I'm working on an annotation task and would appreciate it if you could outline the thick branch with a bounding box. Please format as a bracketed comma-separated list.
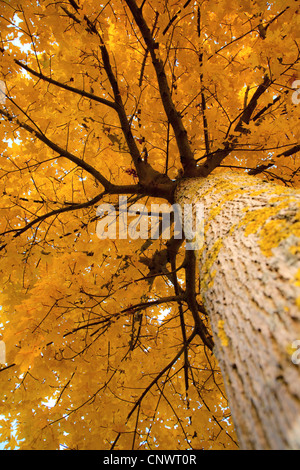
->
[276, 144, 300, 158]
[76, 10, 174, 192]
[139, 236, 183, 286]
[120, 295, 185, 314]
[0, 106, 175, 200]
[234, 75, 272, 134]
[125, 0, 197, 177]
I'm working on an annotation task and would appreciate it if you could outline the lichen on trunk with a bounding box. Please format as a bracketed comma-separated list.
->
[175, 171, 300, 450]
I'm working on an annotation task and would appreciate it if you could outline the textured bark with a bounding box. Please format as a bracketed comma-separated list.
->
[175, 172, 300, 450]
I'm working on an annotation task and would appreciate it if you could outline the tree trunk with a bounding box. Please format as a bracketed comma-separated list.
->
[175, 172, 300, 450]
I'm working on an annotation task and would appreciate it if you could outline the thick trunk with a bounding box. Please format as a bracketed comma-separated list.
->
[175, 172, 300, 450]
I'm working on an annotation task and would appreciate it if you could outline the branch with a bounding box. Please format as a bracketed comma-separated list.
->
[248, 163, 275, 176]
[252, 94, 282, 122]
[184, 250, 214, 350]
[199, 33, 210, 156]
[14, 59, 118, 110]
[0, 182, 175, 241]
[74, 9, 174, 191]
[127, 329, 197, 421]
[196, 143, 233, 178]
[139, 11, 159, 87]
[240, 144, 300, 178]
[0, 104, 174, 201]
[139, 236, 183, 287]
[162, 0, 192, 36]
[206, 9, 289, 61]
[1, 191, 106, 238]
[109, 182, 175, 201]
[196, 76, 272, 177]
[275, 144, 300, 159]
[170, 254, 189, 391]
[120, 295, 185, 314]
[0, 108, 113, 190]
[0, 364, 15, 373]
[125, 0, 197, 177]
[234, 75, 272, 134]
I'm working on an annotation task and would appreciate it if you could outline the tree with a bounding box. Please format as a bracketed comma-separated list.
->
[0, 0, 299, 450]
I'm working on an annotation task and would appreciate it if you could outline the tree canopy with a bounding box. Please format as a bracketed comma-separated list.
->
[0, 0, 299, 450]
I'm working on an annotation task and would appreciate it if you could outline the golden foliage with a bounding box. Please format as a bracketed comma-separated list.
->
[0, 0, 299, 450]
